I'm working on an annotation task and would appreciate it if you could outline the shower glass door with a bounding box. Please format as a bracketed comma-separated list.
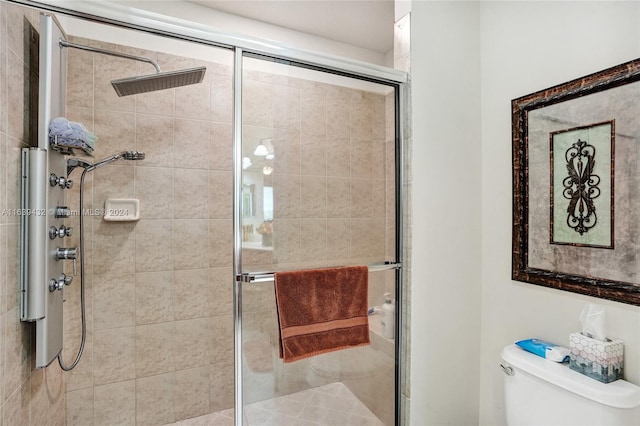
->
[239, 53, 399, 426]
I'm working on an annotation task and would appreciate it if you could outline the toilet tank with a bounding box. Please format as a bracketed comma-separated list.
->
[501, 344, 640, 426]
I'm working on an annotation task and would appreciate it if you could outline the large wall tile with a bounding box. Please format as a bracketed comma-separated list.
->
[93, 327, 135, 385]
[300, 176, 327, 218]
[66, 387, 94, 426]
[0, 5, 5, 136]
[350, 92, 373, 141]
[209, 171, 232, 219]
[135, 219, 173, 272]
[2, 379, 29, 426]
[136, 373, 175, 426]
[134, 166, 174, 219]
[94, 380, 135, 426]
[94, 54, 136, 112]
[174, 366, 210, 421]
[62, 268, 93, 336]
[92, 220, 136, 275]
[6, 52, 26, 142]
[92, 165, 135, 210]
[351, 179, 373, 218]
[175, 118, 211, 170]
[175, 169, 209, 219]
[93, 109, 136, 160]
[0, 136, 6, 226]
[273, 85, 300, 130]
[327, 137, 351, 177]
[66, 49, 94, 109]
[135, 271, 175, 325]
[300, 85, 326, 137]
[209, 315, 233, 366]
[351, 139, 373, 179]
[210, 123, 232, 171]
[174, 318, 213, 369]
[29, 363, 65, 426]
[174, 219, 209, 269]
[209, 362, 234, 413]
[300, 218, 327, 262]
[243, 79, 274, 127]
[209, 268, 233, 317]
[176, 82, 211, 121]
[136, 88, 175, 117]
[174, 268, 210, 321]
[327, 219, 350, 260]
[327, 177, 350, 218]
[211, 76, 233, 124]
[136, 114, 174, 168]
[300, 135, 327, 176]
[5, 139, 26, 223]
[326, 86, 350, 138]
[272, 219, 301, 264]
[273, 174, 300, 219]
[3, 308, 29, 399]
[93, 273, 135, 330]
[0, 228, 4, 319]
[209, 220, 233, 267]
[62, 331, 93, 392]
[272, 128, 301, 175]
[135, 322, 175, 378]
[0, 312, 4, 403]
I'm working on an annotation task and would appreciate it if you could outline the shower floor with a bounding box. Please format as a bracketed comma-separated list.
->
[171, 382, 384, 426]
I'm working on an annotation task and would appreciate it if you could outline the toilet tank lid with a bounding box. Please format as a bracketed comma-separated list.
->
[501, 344, 640, 409]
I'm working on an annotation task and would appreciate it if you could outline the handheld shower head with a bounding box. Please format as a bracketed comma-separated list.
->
[121, 151, 145, 161]
[67, 150, 146, 175]
[67, 158, 94, 176]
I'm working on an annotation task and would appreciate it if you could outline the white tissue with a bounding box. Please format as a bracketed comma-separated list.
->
[579, 304, 607, 341]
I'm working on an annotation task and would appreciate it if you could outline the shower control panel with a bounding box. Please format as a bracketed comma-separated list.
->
[49, 273, 73, 292]
[19, 12, 70, 368]
[49, 225, 73, 239]
[49, 173, 73, 189]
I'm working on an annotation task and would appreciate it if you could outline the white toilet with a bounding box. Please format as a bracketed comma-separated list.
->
[501, 344, 640, 425]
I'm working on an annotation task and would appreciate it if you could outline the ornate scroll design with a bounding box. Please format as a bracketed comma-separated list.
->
[562, 139, 601, 235]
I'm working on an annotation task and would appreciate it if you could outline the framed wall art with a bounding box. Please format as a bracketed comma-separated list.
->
[512, 58, 640, 306]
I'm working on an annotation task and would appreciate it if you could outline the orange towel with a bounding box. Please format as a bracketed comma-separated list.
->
[274, 266, 370, 363]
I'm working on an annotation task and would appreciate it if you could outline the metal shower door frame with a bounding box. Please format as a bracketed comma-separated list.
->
[7, 1, 408, 424]
[232, 50, 406, 426]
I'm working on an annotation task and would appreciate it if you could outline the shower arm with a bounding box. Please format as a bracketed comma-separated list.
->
[59, 39, 161, 73]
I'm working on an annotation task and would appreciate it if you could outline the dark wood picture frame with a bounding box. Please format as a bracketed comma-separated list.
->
[512, 58, 640, 306]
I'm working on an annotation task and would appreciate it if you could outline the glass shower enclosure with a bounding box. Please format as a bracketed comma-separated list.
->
[237, 55, 401, 425]
[9, 1, 406, 425]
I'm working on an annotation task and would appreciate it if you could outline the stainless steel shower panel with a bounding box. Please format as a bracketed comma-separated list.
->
[20, 148, 47, 321]
[22, 13, 69, 368]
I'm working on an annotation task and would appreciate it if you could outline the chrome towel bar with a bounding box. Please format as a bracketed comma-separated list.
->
[237, 262, 402, 283]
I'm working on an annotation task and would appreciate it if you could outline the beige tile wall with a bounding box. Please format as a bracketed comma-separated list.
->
[63, 32, 398, 426]
[63, 36, 235, 425]
[241, 70, 395, 280]
[0, 4, 67, 426]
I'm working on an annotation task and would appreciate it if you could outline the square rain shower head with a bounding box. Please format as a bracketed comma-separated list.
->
[111, 66, 207, 97]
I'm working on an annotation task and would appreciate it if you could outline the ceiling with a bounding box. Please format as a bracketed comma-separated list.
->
[188, 0, 394, 53]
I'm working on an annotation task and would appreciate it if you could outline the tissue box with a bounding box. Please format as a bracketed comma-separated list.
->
[569, 332, 623, 383]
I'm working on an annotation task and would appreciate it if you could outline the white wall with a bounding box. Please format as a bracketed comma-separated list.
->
[113, 0, 388, 65]
[409, 2, 482, 424]
[478, 2, 640, 424]
[410, 1, 640, 425]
